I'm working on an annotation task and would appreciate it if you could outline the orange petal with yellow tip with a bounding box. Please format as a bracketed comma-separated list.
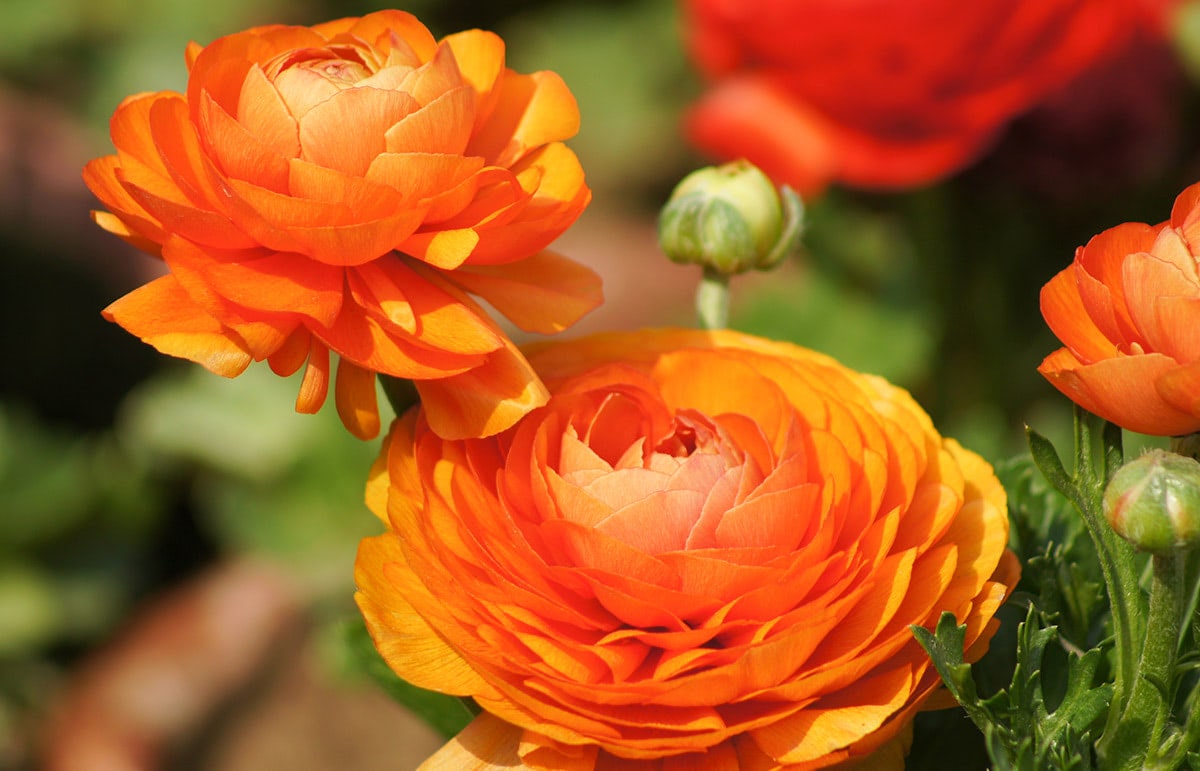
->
[415, 338, 550, 439]
[442, 30, 506, 126]
[350, 260, 502, 355]
[469, 70, 581, 168]
[90, 210, 164, 256]
[335, 358, 381, 439]
[460, 146, 591, 266]
[364, 413, 409, 523]
[449, 250, 602, 334]
[355, 535, 488, 696]
[405, 228, 482, 271]
[417, 712, 525, 770]
[102, 275, 252, 377]
[295, 338, 330, 414]
[82, 154, 165, 240]
[316, 301, 484, 379]
[752, 666, 915, 765]
[329, 10, 439, 62]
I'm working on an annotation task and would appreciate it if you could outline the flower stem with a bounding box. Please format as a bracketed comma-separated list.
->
[1069, 414, 1146, 748]
[696, 267, 731, 330]
[1101, 551, 1185, 770]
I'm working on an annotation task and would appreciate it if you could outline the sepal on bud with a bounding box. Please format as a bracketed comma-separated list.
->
[658, 160, 803, 275]
[1103, 449, 1200, 553]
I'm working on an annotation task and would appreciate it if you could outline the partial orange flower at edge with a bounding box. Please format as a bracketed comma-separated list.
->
[1038, 180, 1200, 436]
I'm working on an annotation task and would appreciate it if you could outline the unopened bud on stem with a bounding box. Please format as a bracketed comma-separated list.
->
[1104, 449, 1200, 553]
[658, 160, 803, 276]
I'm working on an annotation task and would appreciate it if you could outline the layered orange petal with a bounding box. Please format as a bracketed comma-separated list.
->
[357, 329, 1018, 768]
[85, 9, 595, 441]
[448, 250, 603, 334]
[102, 275, 252, 377]
[1038, 180, 1200, 435]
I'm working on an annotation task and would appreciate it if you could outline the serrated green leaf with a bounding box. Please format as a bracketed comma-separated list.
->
[912, 612, 1001, 739]
[1040, 648, 1112, 741]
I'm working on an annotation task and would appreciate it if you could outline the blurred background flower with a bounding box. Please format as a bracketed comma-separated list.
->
[6, 0, 1200, 768]
[682, 0, 1180, 197]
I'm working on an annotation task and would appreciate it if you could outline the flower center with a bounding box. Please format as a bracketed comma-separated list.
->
[557, 410, 746, 554]
[266, 47, 374, 117]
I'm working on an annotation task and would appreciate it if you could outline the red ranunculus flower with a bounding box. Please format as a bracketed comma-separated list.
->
[84, 10, 600, 440]
[357, 329, 1019, 769]
[683, 0, 1177, 196]
[1040, 181, 1200, 436]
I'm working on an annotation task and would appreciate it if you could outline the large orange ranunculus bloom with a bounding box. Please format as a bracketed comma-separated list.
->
[357, 329, 1019, 769]
[1039, 181, 1200, 436]
[682, 0, 1177, 196]
[84, 10, 599, 440]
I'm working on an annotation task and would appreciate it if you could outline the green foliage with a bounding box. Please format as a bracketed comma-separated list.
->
[733, 265, 935, 390]
[914, 610, 1110, 770]
[998, 455, 1108, 651]
[500, 0, 691, 200]
[0, 407, 162, 656]
[117, 365, 388, 592]
[926, 413, 1200, 770]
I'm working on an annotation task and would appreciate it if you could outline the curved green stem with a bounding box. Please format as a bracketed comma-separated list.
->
[1066, 413, 1146, 749]
[696, 267, 731, 330]
[1102, 552, 1185, 770]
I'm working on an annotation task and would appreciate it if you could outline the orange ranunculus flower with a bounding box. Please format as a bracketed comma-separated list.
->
[1039, 181, 1200, 436]
[83, 10, 599, 440]
[356, 329, 1019, 769]
[682, 0, 1178, 197]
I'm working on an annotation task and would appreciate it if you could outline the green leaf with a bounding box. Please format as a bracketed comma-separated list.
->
[912, 613, 988, 725]
[1027, 426, 1074, 502]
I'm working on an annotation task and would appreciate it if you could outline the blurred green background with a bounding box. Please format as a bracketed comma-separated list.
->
[4, 0, 1200, 767]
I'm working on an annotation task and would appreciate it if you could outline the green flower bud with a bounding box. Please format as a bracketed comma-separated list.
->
[1104, 449, 1200, 553]
[658, 160, 803, 275]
